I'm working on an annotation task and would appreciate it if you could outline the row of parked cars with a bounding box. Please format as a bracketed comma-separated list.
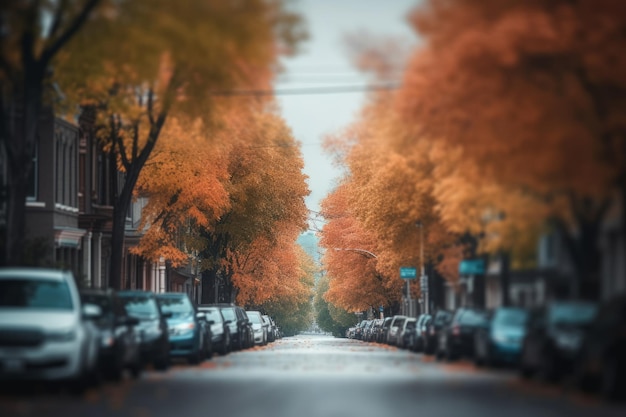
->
[348, 296, 626, 401]
[0, 268, 282, 394]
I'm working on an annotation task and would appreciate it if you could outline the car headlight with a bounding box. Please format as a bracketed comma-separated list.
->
[172, 322, 195, 335]
[491, 331, 509, 344]
[47, 328, 77, 342]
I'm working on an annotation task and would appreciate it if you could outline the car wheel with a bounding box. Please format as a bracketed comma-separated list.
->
[205, 337, 213, 360]
[601, 357, 621, 401]
[221, 332, 231, 355]
[541, 351, 559, 382]
[154, 357, 169, 371]
[188, 351, 201, 365]
[154, 346, 170, 371]
[129, 359, 143, 379]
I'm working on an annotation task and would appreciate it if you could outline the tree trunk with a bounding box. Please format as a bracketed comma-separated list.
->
[3, 71, 44, 266]
[500, 251, 510, 307]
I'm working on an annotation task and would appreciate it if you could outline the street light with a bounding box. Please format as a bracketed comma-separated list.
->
[415, 221, 427, 314]
[332, 248, 378, 259]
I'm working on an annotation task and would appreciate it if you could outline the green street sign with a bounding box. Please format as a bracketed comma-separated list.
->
[459, 259, 485, 275]
[400, 267, 417, 280]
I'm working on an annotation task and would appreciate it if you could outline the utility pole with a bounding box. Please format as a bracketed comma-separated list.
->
[416, 221, 428, 314]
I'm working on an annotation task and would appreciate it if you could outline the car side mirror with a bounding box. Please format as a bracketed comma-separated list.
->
[82, 303, 102, 319]
[208, 320, 215, 325]
[162, 311, 173, 319]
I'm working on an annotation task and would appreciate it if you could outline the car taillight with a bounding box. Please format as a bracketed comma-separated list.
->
[452, 325, 460, 336]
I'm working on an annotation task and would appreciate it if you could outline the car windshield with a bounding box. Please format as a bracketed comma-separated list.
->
[221, 307, 236, 321]
[202, 309, 222, 323]
[120, 295, 159, 319]
[550, 303, 597, 325]
[0, 279, 73, 310]
[493, 308, 528, 327]
[248, 312, 262, 324]
[457, 309, 487, 325]
[434, 311, 451, 325]
[81, 294, 112, 315]
[157, 295, 193, 317]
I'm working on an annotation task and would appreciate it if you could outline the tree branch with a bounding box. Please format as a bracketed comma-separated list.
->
[41, 0, 101, 65]
[46, 0, 69, 41]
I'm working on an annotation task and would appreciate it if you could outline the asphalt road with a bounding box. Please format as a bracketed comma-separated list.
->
[1, 334, 625, 417]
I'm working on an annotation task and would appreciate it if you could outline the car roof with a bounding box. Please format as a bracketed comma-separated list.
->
[117, 290, 155, 297]
[80, 288, 114, 295]
[0, 268, 72, 281]
[155, 292, 188, 298]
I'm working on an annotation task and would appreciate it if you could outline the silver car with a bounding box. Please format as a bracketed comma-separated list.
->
[246, 311, 267, 346]
[0, 268, 101, 391]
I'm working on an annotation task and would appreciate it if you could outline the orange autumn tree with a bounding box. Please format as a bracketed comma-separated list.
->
[320, 181, 391, 312]
[261, 245, 315, 336]
[400, 0, 626, 297]
[321, 90, 457, 306]
[54, 0, 305, 289]
[200, 111, 310, 304]
[131, 117, 231, 266]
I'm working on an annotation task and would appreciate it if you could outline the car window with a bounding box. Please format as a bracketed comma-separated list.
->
[434, 311, 451, 325]
[458, 309, 487, 325]
[81, 293, 113, 317]
[493, 308, 528, 327]
[202, 308, 223, 323]
[0, 279, 73, 310]
[120, 295, 159, 319]
[248, 312, 262, 324]
[157, 296, 194, 317]
[220, 307, 236, 321]
[549, 303, 597, 325]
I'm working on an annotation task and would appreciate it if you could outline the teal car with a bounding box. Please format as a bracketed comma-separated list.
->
[155, 293, 211, 365]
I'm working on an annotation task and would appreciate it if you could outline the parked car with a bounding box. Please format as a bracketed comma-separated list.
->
[80, 288, 143, 380]
[197, 305, 231, 355]
[575, 295, 626, 400]
[118, 290, 170, 371]
[210, 304, 252, 350]
[411, 314, 432, 352]
[437, 307, 488, 361]
[369, 319, 384, 342]
[246, 311, 268, 346]
[423, 310, 452, 354]
[519, 300, 597, 381]
[156, 292, 211, 364]
[354, 320, 369, 340]
[474, 307, 528, 367]
[399, 317, 417, 349]
[379, 317, 393, 343]
[262, 315, 275, 343]
[0, 268, 101, 393]
[387, 315, 408, 345]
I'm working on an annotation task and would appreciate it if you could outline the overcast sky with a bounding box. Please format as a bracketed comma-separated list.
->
[276, 0, 418, 231]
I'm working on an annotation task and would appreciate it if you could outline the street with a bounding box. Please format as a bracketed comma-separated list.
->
[1, 334, 624, 417]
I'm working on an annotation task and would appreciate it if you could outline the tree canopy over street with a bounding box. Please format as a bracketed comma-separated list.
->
[319, 0, 626, 310]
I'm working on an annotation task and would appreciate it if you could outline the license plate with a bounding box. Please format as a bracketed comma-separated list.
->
[3, 358, 24, 373]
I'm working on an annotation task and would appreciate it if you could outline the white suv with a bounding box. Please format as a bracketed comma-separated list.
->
[0, 268, 101, 390]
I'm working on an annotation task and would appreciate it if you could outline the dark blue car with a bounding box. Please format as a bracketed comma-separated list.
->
[155, 293, 211, 365]
[474, 307, 529, 366]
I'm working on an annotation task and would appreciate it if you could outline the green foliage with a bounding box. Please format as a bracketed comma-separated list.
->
[314, 274, 357, 337]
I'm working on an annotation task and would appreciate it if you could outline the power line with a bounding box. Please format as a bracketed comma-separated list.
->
[210, 83, 399, 97]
